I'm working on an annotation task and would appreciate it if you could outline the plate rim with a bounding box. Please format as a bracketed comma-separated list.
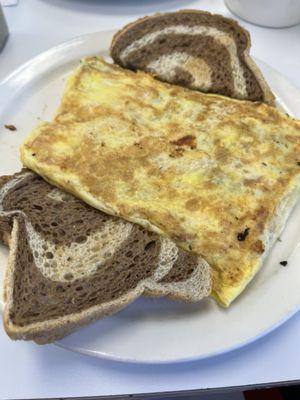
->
[56, 305, 300, 364]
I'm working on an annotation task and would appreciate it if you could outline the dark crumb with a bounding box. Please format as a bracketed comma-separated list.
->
[4, 124, 17, 131]
[188, 244, 193, 251]
[170, 135, 196, 149]
[235, 216, 239, 220]
[262, 162, 267, 166]
[297, 162, 300, 166]
[277, 237, 282, 242]
[101, 142, 105, 147]
[280, 260, 288, 266]
[32, 153, 36, 156]
[237, 227, 250, 241]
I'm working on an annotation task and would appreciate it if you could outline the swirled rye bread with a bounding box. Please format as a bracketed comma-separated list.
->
[0, 171, 211, 344]
[111, 10, 275, 105]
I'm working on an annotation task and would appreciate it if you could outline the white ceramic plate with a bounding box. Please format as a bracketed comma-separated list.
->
[0, 31, 300, 364]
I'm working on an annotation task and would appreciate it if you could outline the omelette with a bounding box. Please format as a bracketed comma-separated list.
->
[21, 57, 300, 306]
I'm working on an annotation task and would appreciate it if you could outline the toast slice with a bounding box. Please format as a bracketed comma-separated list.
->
[0, 170, 211, 344]
[111, 10, 275, 105]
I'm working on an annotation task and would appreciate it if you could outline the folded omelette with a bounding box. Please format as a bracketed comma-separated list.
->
[21, 57, 300, 306]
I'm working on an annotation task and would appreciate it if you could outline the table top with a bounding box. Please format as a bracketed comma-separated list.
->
[1, 0, 300, 399]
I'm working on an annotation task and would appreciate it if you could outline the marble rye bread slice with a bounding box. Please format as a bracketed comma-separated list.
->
[111, 9, 275, 105]
[0, 170, 211, 344]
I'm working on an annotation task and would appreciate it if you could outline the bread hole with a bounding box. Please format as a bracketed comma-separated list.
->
[45, 251, 53, 259]
[56, 285, 65, 293]
[64, 272, 74, 280]
[145, 240, 156, 251]
[92, 246, 100, 253]
[33, 204, 43, 211]
[75, 235, 87, 243]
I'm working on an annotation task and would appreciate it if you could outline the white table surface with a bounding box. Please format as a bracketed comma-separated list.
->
[0, 1, 300, 399]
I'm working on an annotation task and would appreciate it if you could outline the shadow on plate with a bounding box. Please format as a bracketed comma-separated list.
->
[58, 297, 214, 349]
[38, 0, 199, 16]
[115, 296, 213, 320]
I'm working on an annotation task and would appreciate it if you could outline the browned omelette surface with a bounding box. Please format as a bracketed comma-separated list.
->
[21, 57, 300, 306]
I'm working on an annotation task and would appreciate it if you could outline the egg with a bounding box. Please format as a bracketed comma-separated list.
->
[21, 57, 300, 306]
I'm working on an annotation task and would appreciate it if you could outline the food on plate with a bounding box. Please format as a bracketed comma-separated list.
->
[21, 57, 300, 306]
[0, 170, 211, 343]
[110, 10, 275, 105]
[4, 124, 17, 131]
